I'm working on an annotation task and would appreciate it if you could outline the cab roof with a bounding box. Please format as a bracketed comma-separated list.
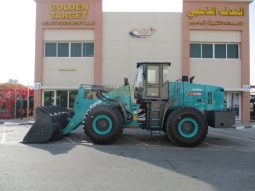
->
[137, 62, 171, 68]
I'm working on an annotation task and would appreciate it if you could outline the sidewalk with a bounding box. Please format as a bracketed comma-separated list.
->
[233, 121, 255, 129]
[0, 117, 255, 129]
[0, 117, 35, 126]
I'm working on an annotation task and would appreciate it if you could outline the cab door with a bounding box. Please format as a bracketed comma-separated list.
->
[145, 65, 160, 98]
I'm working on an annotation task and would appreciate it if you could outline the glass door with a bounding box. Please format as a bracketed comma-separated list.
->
[224, 92, 241, 121]
[43, 90, 78, 109]
[43, 90, 55, 106]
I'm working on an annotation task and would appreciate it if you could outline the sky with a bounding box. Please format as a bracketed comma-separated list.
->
[0, 0, 254, 85]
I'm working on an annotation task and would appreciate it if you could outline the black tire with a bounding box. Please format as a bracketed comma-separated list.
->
[83, 104, 123, 144]
[166, 107, 208, 147]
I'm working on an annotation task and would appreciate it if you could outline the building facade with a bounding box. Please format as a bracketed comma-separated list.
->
[34, 0, 253, 122]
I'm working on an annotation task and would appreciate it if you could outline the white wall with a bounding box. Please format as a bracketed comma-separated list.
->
[102, 12, 182, 86]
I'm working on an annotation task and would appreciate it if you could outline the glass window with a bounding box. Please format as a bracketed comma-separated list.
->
[135, 65, 145, 88]
[45, 43, 57, 57]
[83, 43, 94, 57]
[163, 65, 169, 83]
[190, 44, 201, 58]
[227, 44, 238, 59]
[215, 44, 226, 58]
[58, 43, 69, 57]
[84, 90, 93, 100]
[202, 44, 213, 58]
[147, 65, 159, 84]
[44, 91, 55, 106]
[146, 87, 159, 97]
[71, 43, 82, 57]
[56, 91, 68, 107]
[69, 90, 78, 108]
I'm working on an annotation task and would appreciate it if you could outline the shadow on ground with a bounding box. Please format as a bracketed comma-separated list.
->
[22, 127, 255, 191]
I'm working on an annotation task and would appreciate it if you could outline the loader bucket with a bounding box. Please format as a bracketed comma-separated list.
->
[23, 106, 71, 143]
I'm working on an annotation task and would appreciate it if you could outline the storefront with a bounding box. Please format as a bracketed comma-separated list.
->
[34, 0, 102, 110]
[34, 0, 253, 122]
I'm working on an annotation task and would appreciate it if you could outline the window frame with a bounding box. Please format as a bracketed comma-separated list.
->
[44, 41, 95, 58]
[202, 43, 213, 59]
[71, 42, 82, 57]
[83, 42, 95, 57]
[57, 42, 69, 57]
[189, 42, 239, 60]
[227, 43, 239, 59]
[190, 43, 202, 59]
[214, 43, 227, 59]
[45, 42, 57, 57]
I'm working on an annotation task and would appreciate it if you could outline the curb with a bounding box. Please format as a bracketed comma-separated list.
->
[1, 121, 34, 126]
[19, 121, 35, 125]
[234, 125, 255, 130]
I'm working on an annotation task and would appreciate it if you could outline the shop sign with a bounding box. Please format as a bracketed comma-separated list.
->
[43, 0, 91, 26]
[187, 7, 245, 18]
[189, 20, 242, 26]
[129, 27, 155, 38]
[34, 83, 41, 90]
[42, 21, 95, 26]
[243, 85, 251, 92]
[49, 3, 89, 19]
[187, 7, 245, 26]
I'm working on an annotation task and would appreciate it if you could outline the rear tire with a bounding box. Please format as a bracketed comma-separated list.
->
[166, 107, 208, 147]
[83, 104, 123, 144]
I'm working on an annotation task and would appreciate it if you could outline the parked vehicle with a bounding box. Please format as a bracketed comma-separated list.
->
[23, 62, 235, 147]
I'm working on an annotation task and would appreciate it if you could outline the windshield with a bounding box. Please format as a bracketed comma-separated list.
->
[134, 65, 145, 99]
[134, 65, 144, 88]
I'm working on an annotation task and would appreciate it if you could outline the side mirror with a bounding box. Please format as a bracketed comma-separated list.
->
[190, 76, 195, 83]
[124, 77, 129, 85]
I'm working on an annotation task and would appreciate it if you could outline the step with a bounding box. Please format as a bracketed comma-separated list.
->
[151, 118, 160, 121]
[150, 130, 161, 136]
[151, 109, 161, 112]
[149, 125, 161, 129]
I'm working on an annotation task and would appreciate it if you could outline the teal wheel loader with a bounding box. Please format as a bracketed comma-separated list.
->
[23, 62, 235, 147]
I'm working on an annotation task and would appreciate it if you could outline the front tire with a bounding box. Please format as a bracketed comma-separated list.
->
[166, 107, 208, 147]
[83, 104, 123, 144]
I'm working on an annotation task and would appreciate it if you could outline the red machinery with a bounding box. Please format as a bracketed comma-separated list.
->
[0, 88, 34, 119]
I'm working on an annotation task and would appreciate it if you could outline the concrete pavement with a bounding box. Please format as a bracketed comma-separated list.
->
[1, 124, 255, 191]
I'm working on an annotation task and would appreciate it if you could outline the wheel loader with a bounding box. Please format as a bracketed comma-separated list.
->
[23, 62, 235, 147]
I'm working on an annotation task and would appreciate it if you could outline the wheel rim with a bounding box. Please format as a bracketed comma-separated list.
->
[92, 115, 113, 135]
[177, 117, 199, 138]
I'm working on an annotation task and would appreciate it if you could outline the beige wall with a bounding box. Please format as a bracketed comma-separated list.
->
[43, 58, 94, 87]
[190, 30, 241, 43]
[43, 29, 94, 88]
[44, 29, 95, 41]
[190, 59, 241, 88]
[102, 13, 182, 86]
[189, 30, 241, 88]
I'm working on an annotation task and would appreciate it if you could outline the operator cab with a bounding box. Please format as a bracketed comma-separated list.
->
[134, 62, 171, 100]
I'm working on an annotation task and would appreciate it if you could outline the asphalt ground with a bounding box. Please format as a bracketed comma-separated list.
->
[0, 123, 255, 191]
